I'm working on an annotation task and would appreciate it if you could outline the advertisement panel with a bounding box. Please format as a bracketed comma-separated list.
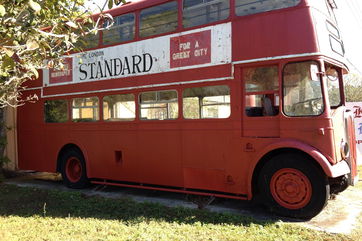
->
[49, 57, 73, 84]
[45, 23, 231, 86]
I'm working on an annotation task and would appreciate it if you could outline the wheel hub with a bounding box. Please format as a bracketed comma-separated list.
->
[65, 157, 82, 183]
[270, 168, 312, 209]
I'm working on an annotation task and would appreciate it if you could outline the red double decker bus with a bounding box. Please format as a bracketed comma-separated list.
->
[17, 0, 359, 219]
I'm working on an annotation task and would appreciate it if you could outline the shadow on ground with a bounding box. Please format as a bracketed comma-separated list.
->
[0, 172, 289, 225]
[1, 171, 361, 234]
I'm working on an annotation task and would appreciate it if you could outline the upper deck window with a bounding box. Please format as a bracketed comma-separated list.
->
[235, 0, 301, 17]
[183, 0, 230, 28]
[326, 21, 340, 39]
[75, 23, 100, 49]
[311, 0, 337, 24]
[140, 1, 178, 38]
[103, 13, 135, 45]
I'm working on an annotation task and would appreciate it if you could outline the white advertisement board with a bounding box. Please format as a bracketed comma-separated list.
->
[44, 22, 232, 86]
[346, 102, 362, 164]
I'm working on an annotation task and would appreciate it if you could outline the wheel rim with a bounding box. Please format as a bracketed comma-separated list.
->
[65, 157, 82, 183]
[270, 168, 312, 210]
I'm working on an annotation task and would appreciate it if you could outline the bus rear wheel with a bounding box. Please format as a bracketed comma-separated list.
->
[60, 148, 89, 189]
[258, 153, 329, 219]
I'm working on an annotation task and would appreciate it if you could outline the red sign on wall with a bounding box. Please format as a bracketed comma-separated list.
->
[170, 30, 211, 68]
[49, 57, 73, 84]
[353, 105, 362, 118]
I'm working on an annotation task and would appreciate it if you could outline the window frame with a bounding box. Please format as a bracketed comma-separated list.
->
[182, 85, 231, 120]
[74, 21, 101, 50]
[234, 0, 302, 17]
[243, 65, 280, 117]
[102, 93, 136, 122]
[282, 60, 325, 117]
[102, 12, 136, 46]
[44, 99, 69, 123]
[324, 63, 343, 109]
[182, 0, 230, 29]
[139, 89, 179, 120]
[71, 96, 100, 122]
[139, 1, 179, 38]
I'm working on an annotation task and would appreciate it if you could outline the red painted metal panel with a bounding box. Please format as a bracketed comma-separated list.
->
[183, 167, 226, 191]
[232, 8, 317, 61]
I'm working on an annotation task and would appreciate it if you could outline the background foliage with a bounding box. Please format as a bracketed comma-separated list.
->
[0, 0, 92, 107]
[345, 73, 362, 102]
[0, 0, 126, 107]
[0, 0, 125, 169]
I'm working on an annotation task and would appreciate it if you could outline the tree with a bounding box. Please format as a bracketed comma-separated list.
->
[0, 0, 125, 171]
[345, 73, 362, 102]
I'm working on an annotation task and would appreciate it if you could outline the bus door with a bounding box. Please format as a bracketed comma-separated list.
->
[241, 65, 280, 138]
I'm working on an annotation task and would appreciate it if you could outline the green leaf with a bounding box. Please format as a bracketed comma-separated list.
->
[115, 0, 126, 5]
[108, 0, 113, 9]
[29, 0, 41, 13]
[0, 5, 5, 17]
[1, 55, 15, 70]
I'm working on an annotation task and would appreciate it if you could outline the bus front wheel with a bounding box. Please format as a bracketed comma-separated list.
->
[60, 148, 89, 189]
[257, 153, 330, 219]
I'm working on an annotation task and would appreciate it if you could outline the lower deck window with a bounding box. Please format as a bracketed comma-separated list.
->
[244, 65, 279, 117]
[139, 90, 178, 120]
[72, 97, 99, 122]
[245, 94, 279, 117]
[103, 94, 135, 121]
[183, 85, 230, 119]
[44, 100, 68, 123]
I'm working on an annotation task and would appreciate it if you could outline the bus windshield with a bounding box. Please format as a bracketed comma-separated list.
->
[283, 61, 324, 116]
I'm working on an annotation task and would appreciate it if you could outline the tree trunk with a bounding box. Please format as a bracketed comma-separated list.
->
[0, 108, 6, 171]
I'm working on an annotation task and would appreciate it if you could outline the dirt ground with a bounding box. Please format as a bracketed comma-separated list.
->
[3, 172, 362, 235]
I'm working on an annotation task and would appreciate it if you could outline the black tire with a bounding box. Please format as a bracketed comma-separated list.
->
[257, 153, 330, 219]
[60, 148, 89, 189]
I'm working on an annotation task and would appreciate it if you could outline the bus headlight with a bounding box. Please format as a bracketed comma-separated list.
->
[340, 140, 349, 160]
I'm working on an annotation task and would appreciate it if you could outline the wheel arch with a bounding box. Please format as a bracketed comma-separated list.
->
[56, 143, 88, 174]
[250, 148, 321, 198]
[248, 139, 350, 198]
